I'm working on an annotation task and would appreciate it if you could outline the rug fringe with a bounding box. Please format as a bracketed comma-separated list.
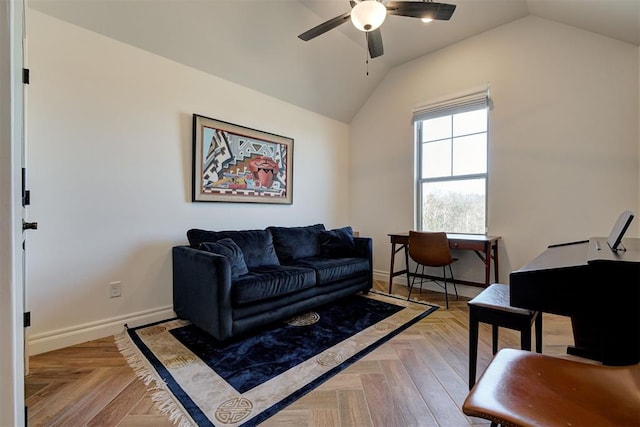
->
[114, 331, 195, 427]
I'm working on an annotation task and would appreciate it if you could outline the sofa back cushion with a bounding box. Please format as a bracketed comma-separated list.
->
[268, 224, 326, 263]
[199, 239, 249, 278]
[187, 229, 280, 268]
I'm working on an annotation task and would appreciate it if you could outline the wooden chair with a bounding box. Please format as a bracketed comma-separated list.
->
[467, 283, 542, 389]
[463, 348, 640, 427]
[407, 231, 458, 308]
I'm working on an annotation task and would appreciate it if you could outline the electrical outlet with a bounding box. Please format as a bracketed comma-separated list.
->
[109, 281, 122, 298]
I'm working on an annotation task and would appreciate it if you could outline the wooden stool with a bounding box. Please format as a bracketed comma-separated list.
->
[463, 348, 640, 427]
[468, 283, 542, 388]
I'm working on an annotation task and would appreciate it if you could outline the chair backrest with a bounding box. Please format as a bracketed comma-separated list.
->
[408, 231, 453, 267]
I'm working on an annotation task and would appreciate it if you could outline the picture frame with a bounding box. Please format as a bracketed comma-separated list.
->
[192, 114, 293, 204]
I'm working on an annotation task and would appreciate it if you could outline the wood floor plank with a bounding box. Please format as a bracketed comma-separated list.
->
[312, 407, 339, 427]
[361, 372, 406, 426]
[47, 366, 135, 427]
[290, 390, 338, 410]
[379, 359, 439, 426]
[396, 347, 472, 426]
[116, 414, 176, 426]
[260, 409, 310, 427]
[337, 389, 373, 427]
[86, 375, 148, 427]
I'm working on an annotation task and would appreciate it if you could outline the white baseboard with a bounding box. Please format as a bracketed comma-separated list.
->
[28, 306, 175, 355]
[28, 271, 481, 355]
[373, 269, 482, 299]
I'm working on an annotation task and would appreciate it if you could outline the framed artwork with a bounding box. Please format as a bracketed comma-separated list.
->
[192, 114, 293, 204]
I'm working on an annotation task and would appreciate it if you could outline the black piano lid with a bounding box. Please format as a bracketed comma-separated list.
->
[514, 240, 588, 273]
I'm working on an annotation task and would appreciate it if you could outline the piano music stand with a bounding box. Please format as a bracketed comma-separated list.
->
[606, 210, 634, 252]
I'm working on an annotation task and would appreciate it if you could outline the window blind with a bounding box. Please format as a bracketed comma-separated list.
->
[412, 87, 490, 123]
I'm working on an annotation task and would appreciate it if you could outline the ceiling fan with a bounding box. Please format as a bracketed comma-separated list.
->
[298, 0, 456, 59]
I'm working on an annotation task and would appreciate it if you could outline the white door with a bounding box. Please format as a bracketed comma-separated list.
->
[21, 4, 35, 376]
[0, 0, 27, 425]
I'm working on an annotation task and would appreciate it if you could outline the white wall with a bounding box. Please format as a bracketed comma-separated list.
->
[350, 16, 639, 290]
[26, 10, 351, 354]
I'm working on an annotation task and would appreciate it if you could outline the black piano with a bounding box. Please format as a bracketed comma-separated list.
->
[510, 237, 640, 366]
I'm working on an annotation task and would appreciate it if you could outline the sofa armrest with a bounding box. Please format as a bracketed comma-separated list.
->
[172, 245, 233, 341]
[354, 237, 374, 288]
[354, 237, 372, 258]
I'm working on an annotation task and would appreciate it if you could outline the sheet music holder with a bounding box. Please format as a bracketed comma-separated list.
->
[606, 210, 634, 251]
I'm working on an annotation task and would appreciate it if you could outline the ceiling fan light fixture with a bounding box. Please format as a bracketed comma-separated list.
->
[351, 0, 387, 32]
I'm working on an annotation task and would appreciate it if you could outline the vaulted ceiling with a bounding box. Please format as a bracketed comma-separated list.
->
[30, 0, 640, 123]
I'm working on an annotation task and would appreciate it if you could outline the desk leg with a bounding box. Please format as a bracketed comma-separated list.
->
[484, 242, 491, 287]
[388, 242, 396, 294]
[493, 242, 499, 283]
[404, 245, 410, 290]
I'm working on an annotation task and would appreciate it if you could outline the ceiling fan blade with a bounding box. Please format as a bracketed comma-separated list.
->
[298, 11, 352, 41]
[367, 28, 384, 58]
[386, 1, 456, 21]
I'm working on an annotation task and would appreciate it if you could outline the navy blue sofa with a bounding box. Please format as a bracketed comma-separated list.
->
[172, 224, 373, 341]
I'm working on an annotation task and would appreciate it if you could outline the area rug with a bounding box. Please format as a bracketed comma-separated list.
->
[115, 291, 438, 427]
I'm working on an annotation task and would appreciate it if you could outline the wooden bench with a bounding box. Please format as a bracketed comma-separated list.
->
[468, 283, 542, 388]
[463, 348, 640, 427]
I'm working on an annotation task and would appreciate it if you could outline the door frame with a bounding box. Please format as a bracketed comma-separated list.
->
[0, 0, 26, 425]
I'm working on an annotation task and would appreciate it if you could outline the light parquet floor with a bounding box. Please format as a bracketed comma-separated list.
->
[26, 280, 578, 426]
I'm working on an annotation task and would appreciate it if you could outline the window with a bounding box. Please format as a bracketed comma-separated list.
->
[414, 90, 489, 234]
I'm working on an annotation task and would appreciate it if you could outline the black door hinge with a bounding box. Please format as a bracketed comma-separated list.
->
[24, 312, 31, 328]
[22, 168, 29, 206]
[22, 68, 29, 84]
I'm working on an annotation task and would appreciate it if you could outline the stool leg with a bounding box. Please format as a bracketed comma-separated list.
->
[521, 323, 532, 351]
[534, 312, 543, 353]
[468, 308, 479, 389]
[492, 325, 498, 355]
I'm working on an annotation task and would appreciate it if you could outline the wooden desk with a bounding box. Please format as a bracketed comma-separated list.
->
[388, 233, 501, 293]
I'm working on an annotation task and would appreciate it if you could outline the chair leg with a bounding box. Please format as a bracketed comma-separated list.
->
[419, 264, 425, 293]
[534, 312, 543, 353]
[492, 325, 499, 355]
[449, 264, 458, 300]
[442, 266, 449, 309]
[407, 263, 420, 300]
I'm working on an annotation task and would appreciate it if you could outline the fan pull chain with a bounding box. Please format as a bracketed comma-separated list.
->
[365, 32, 369, 76]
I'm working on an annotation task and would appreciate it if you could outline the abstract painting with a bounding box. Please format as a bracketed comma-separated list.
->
[192, 114, 293, 204]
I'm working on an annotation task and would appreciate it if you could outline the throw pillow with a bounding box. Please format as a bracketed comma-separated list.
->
[319, 226, 358, 258]
[200, 238, 249, 278]
[188, 229, 280, 268]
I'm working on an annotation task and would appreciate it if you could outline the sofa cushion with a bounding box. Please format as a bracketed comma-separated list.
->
[268, 224, 325, 263]
[187, 229, 280, 268]
[319, 226, 358, 258]
[199, 239, 249, 278]
[232, 265, 316, 305]
[292, 257, 370, 285]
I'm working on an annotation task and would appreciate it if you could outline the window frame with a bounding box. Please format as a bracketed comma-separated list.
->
[413, 90, 490, 234]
